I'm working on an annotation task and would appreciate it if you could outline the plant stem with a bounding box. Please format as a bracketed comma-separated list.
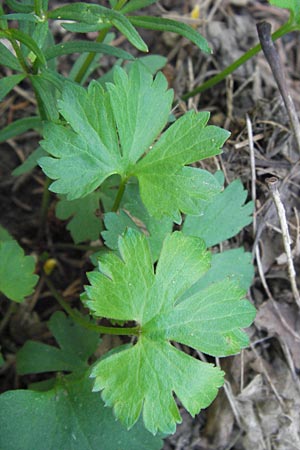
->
[44, 276, 140, 336]
[112, 178, 127, 212]
[37, 176, 51, 241]
[182, 21, 293, 100]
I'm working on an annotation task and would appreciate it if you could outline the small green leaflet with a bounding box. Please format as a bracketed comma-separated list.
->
[0, 226, 38, 302]
[183, 178, 253, 247]
[180, 248, 254, 302]
[39, 62, 229, 221]
[269, 0, 300, 23]
[0, 73, 26, 102]
[0, 376, 163, 450]
[102, 181, 173, 261]
[56, 192, 102, 243]
[84, 229, 256, 435]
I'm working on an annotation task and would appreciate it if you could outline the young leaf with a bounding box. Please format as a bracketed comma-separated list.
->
[102, 181, 173, 261]
[0, 116, 42, 143]
[0, 375, 163, 450]
[13, 146, 46, 176]
[183, 178, 253, 247]
[56, 192, 102, 244]
[85, 229, 256, 434]
[39, 62, 228, 221]
[129, 15, 211, 53]
[269, 0, 300, 23]
[121, 0, 159, 14]
[17, 311, 99, 374]
[44, 41, 134, 62]
[29, 74, 59, 121]
[0, 42, 23, 71]
[0, 239, 38, 303]
[0, 28, 46, 66]
[0, 73, 26, 101]
[48, 3, 148, 52]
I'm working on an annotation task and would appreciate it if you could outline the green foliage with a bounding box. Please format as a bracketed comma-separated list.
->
[0, 312, 162, 450]
[102, 181, 173, 261]
[269, 0, 300, 23]
[17, 311, 100, 374]
[85, 230, 255, 434]
[0, 226, 38, 302]
[56, 192, 102, 243]
[0, 0, 258, 444]
[183, 176, 253, 247]
[39, 63, 227, 221]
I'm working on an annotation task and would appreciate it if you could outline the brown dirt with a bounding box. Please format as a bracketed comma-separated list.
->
[1, 1, 300, 449]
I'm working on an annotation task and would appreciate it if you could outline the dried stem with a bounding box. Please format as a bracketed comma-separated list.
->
[266, 177, 300, 309]
[257, 21, 300, 154]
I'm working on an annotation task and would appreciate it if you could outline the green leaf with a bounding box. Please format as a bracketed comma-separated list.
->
[180, 248, 254, 301]
[48, 3, 148, 52]
[269, 0, 300, 22]
[0, 240, 38, 302]
[85, 230, 255, 434]
[1, 12, 39, 22]
[44, 41, 134, 61]
[39, 63, 228, 220]
[129, 15, 211, 53]
[0, 74, 26, 101]
[0, 116, 42, 143]
[121, 0, 159, 14]
[13, 146, 46, 176]
[56, 192, 103, 244]
[0, 375, 163, 450]
[17, 311, 99, 374]
[0, 225, 13, 242]
[183, 178, 253, 246]
[5, 0, 34, 13]
[102, 181, 173, 261]
[0, 42, 23, 71]
[0, 28, 46, 66]
[29, 74, 59, 121]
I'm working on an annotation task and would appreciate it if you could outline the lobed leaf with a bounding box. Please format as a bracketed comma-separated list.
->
[0, 238, 38, 303]
[56, 192, 102, 243]
[102, 181, 173, 261]
[183, 178, 253, 246]
[85, 229, 256, 434]
[39, 62, 229, 220]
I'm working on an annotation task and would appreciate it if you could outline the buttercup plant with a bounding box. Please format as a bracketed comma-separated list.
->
[2, 0, 296, 447]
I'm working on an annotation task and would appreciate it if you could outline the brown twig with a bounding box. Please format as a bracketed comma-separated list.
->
[266, 177, 300, 309]
[257, 21, 300, 154]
